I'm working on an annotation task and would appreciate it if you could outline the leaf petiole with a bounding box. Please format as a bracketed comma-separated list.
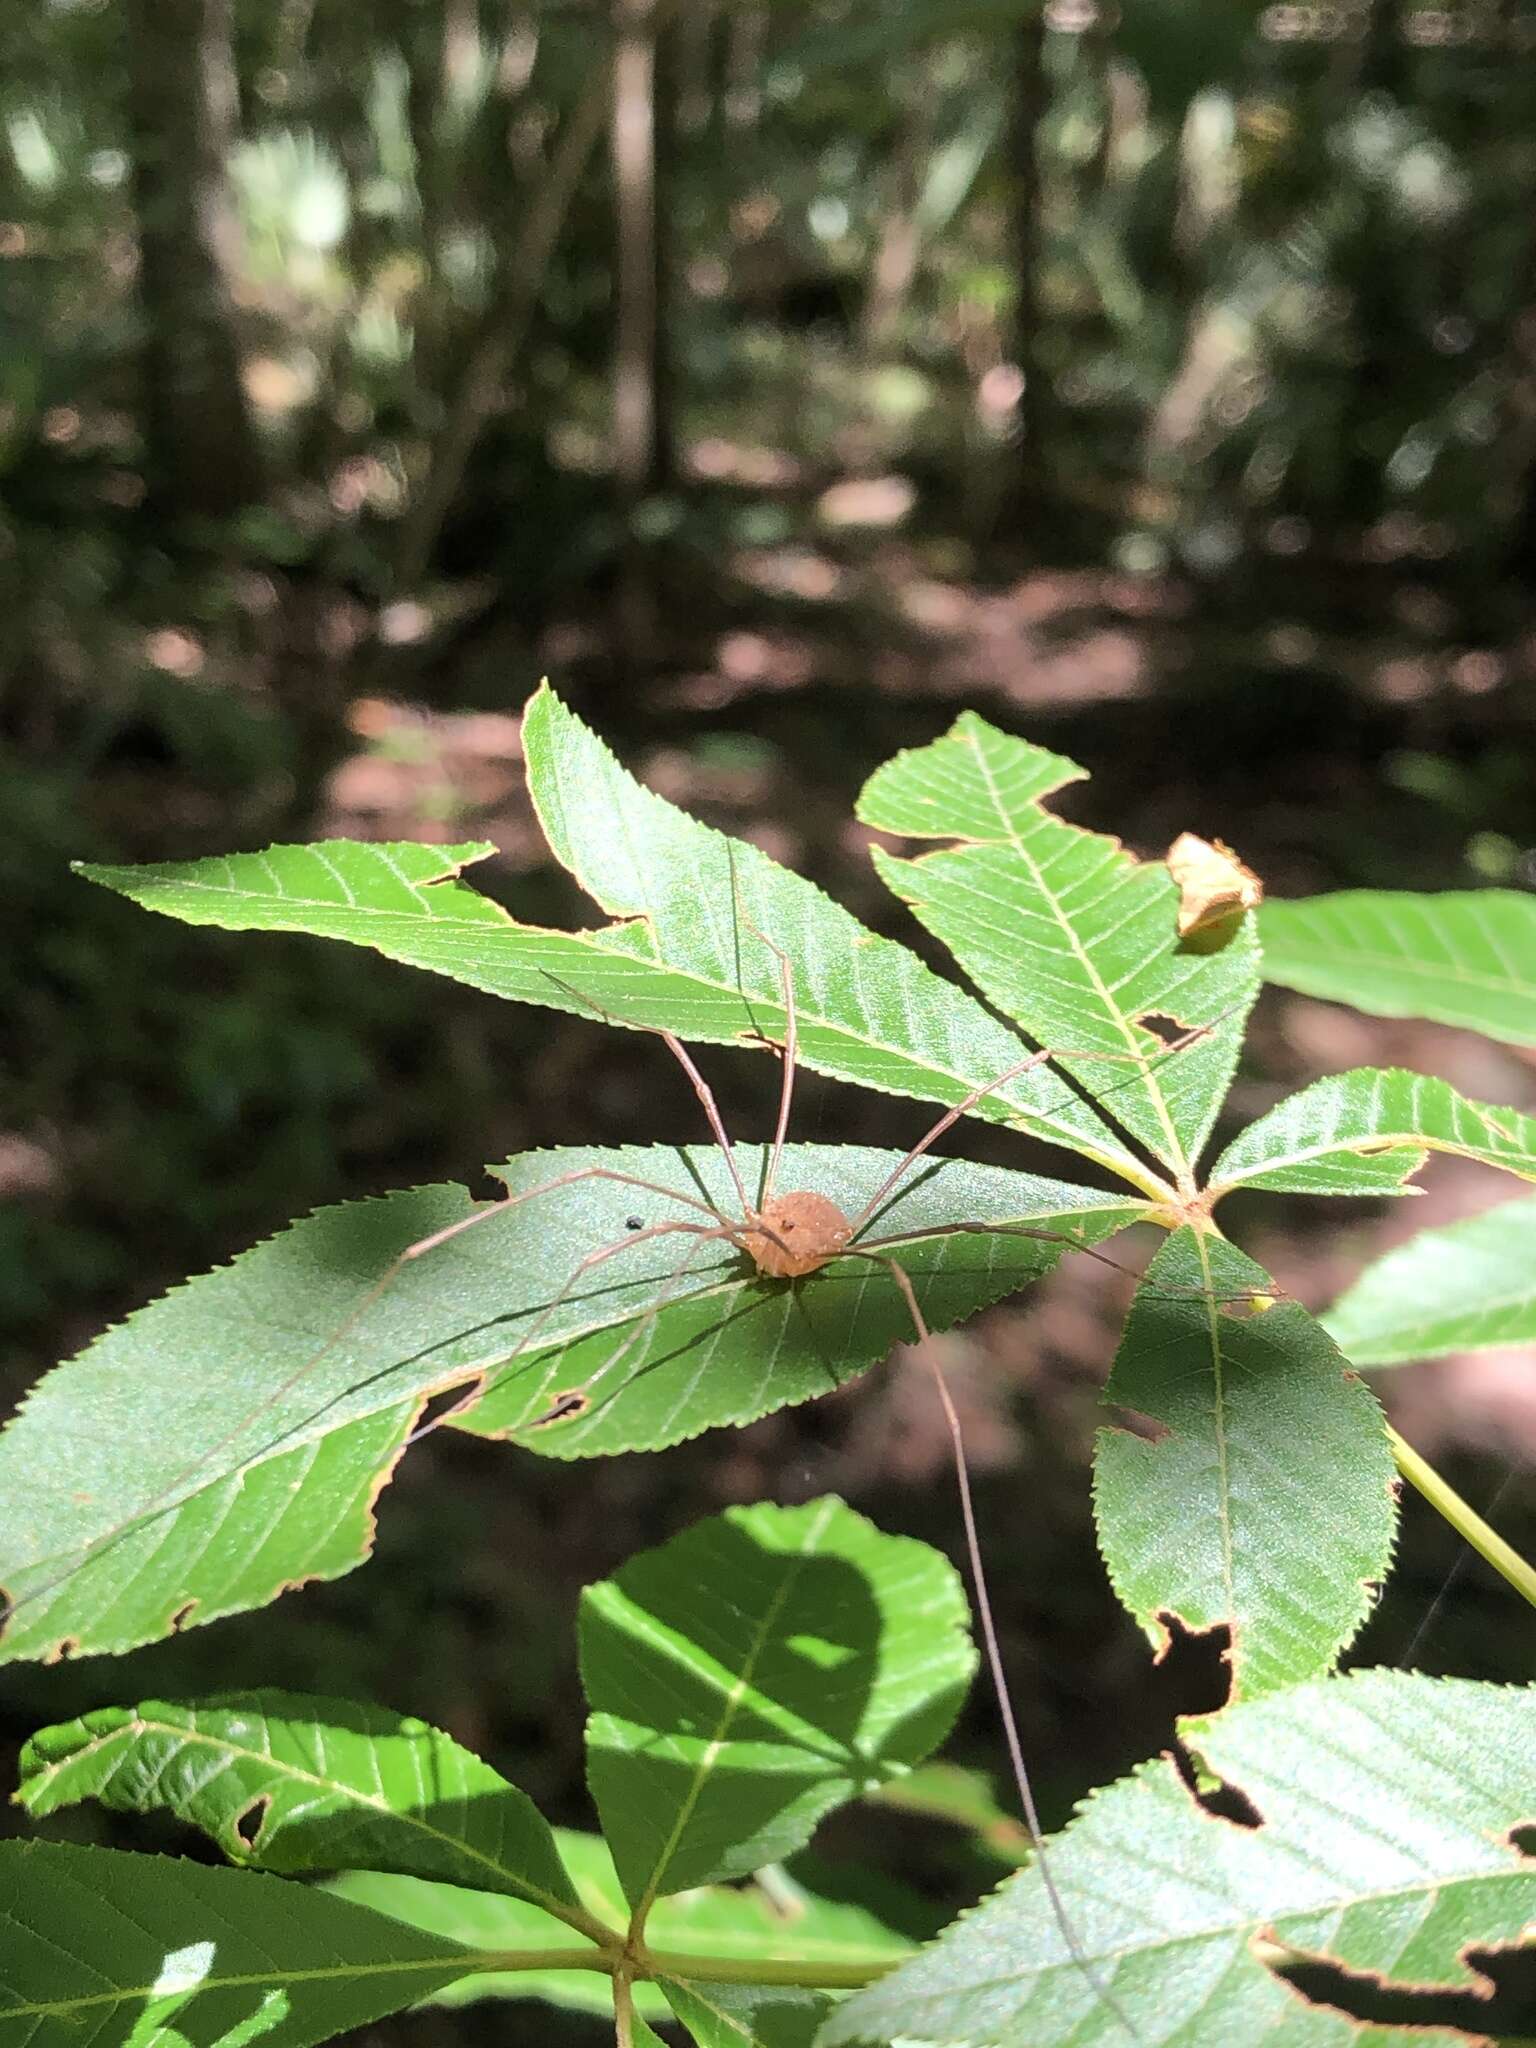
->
[458, 1945, 907, 1991]
[1389, 1423, 1536, 1613]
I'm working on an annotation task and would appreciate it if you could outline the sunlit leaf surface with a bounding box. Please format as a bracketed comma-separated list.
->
[77, 685, 1146, 1180]
[0, 1142, 1140, 1664]
[582, 1499, 975, 1908]
[1094, 1232, 1395, 1698]
[822, 1672, 1536, 2047]
[1322, 1195, 1536, 1365]
[332, 1831, 909, 2023]
[16, 1693, 584, 1927]
[1261, 889, 1536, 1046]
[1211, 1066, 1536, 1196]
[859, 712, 1260, 1176]
[0, 1839, 474, 2048]
[660, 1975, 832, 2046]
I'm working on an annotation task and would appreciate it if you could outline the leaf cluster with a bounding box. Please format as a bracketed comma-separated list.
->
[2, 688, 1534, 2044]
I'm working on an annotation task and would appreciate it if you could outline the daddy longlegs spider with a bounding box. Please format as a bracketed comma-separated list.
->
[4, 931, 1248, 2037]
[368, 938, 1225, 2036]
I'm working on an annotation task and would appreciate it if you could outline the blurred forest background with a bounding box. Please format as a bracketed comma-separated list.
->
[4, 0, 1536, 2036]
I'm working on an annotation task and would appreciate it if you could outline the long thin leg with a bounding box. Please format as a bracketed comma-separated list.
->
[0, 1165, 727, 1630]
[535, 965, 755, 1222]
[856, 1250, 1138, 2041]
[847, 1019, 1229, 1242]
[741, 923, 799, 1208]
[521, 1228, 737, 1433]
[857, 1217, 1278, 1309]
[187, 1164, 724, 1467]
[846, 1051, 1054, 1237]
[658, 1029, 752, 1218]
[407, 1214, 730, 1444]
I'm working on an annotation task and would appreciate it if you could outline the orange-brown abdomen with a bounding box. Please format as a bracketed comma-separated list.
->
[748, 1191, 853, 1278]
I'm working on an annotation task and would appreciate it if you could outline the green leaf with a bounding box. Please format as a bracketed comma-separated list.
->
[1322, 1196, 1536, 1366]
[660, 1976, 833, 2047]
[821, 1671, 1536, 2047]
[1260, 889, 1536, 1046]
[858, 712, 1260, 1177]
[1210, 1067, 1536, 1197]
[865, 1762, 1030, 1864]
[331, 1832, 909, 2022]
[0, 1142, 1140, 1664]
[14, 1693, 589, 1934]
[581, 1499, 974, 1912]
[0, 1838, 477, 2048]
[1094, 1232, 1395, 1698]
[627, 2005, 673, 2047]
[77, 684, 1149, 1185]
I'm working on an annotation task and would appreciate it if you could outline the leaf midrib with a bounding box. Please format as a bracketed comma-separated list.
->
[965, 731, 1191, 1185]
[1215, 1123, 1536, 1192]
[0, 1953, 484, 2022]
[880, 1856, 1527, 2001]
[630, 1498, 840, 1926]
[1194, 1235, 1238, 1658]
[26, 1718, 592, 1934]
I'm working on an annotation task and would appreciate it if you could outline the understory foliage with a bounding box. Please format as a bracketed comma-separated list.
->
[2, 688, 1534, 2045]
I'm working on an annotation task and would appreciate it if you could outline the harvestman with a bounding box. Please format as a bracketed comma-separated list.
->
[379, 936, 1218, 2035]
[6, 936, 1231, 2036]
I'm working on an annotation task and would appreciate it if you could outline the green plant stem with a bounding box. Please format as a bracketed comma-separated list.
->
[1389, 1424, 1536, 1612]
[467, 1946, 908, 1991]
[639, 1949, 907, 1990]
[613, 1964, 637, 2048]
[475, 1948, 618, 1975]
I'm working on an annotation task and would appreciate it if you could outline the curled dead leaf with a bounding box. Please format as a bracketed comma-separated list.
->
[1167, 832, 1263, 947]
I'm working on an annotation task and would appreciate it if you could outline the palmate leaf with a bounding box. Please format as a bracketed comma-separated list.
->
[331, 1831, 909, 2024]
[1210, 1066, 1536, 1197]
[822, 1671, 1536, 2048]
[1260, 889, 1536, 1046]
[1322, 1195, 1536, 1366]
[859, 712, 1261, 1179]
[77, 684, 1152, 1187]
[1094, 1232, 1395, 1699]
[14, 1693, 592, 1937]
[582, 1499, 974, 1911]
[0, 1839, 475, 2048]
[0, 1142, 1142, 1664]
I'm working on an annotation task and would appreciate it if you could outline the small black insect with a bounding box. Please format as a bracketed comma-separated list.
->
[625, 1215, 644, 1231]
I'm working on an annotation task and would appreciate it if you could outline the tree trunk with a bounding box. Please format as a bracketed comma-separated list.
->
[860, 82, 927, 362]
[125, 0, 263, 519]
[611, 0, 665, 510]
[1008, 6, 1052, 526]
[391, 58, 613, 593]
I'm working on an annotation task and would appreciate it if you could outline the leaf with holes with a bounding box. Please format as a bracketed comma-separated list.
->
[1260, 889, 1536, 1046]
[1210, 1067, 1536, 1198]
[331, 1830, 909, 2024]
[0, 1839, 477, 2048]
[581, 1499, 975, 1911]
[1093, 1232, 1395, 1699]
[76, 684, 1149, 1184]
[858, 712, 1261, 1177]
[820, 1671, 1536, 2047]
[0, 1144, 1141, 1664]
[14, 1693, 592, 1936]
[1322, 1196, 1536, 1366]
